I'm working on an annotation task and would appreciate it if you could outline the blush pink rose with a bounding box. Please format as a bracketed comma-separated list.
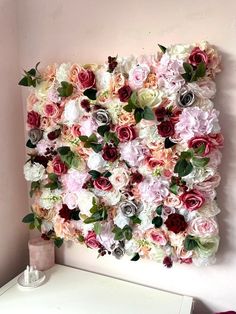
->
[188, 217, 218, 237]
[71, 124, 81, 137]
[85, 231, 100, 249]
[116, 125, 136, 142]
[146, 228, 167, 246]
[128, 64, 150, 89]
[189, 47, 209, 66]
[180, 189, 205, 211]
[78, 69, 95, 90]
[43, 103, 60, 119]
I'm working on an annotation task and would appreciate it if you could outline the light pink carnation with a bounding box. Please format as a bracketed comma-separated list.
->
[139, 176, 169, 203]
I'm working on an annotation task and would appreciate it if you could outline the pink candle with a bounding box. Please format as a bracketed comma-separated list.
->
[28, 237, 55, 271]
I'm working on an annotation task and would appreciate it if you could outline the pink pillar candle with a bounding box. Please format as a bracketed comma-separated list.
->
[28, 237, 55, 271]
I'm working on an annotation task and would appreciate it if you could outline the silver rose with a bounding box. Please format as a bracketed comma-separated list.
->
[112, 244, 125, 259]
[177, 87, 196, 108]
[28, 128, 43, 145]
[119, 200, 137, 217]
[93, 109, 111, 125]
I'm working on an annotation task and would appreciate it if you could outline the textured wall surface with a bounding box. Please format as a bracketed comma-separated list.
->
[16, 0, 236, 313]
[0, 0, 29, 287]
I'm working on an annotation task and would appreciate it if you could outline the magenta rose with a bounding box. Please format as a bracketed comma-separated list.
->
[27, 110, 41, 128]
[180, 189, 205, 211]
[157, 120, 175, 137]
[165, 213, 188, 234]
[118, 85, 132, 102]
[189, 47, 208, 66]
[94, 177, 113, 191]
[116, 125, 136, 142]
[188, 136, 212, 156]
[78, 69, 95, 89]
[85, 231, 100, 249]
[52, 156, 68, 175]
[102, 144, 118, 162]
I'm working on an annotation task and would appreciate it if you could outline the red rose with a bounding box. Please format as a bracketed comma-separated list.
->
[85, 231, 100, 249]
[118, 85, 132, 102]
[116, 125, 136, 142]
[102, 144, 118, 162]
[155, 107, 167, 122]
[59, 204, 71, 221]
[52, 156, 68, 175]
[94, 177, 113, 191]
[130, 171, 143, 184]
[78, 69, 95, 89]
[27, 111, 41, 128]
[157, 120, 175, 137]
[189, 47, 208, 66]
[165, 213, 187, 234]
[180, 189, 205, 211]
[80, 99, 91, 112]
[188, 136, 212, 156]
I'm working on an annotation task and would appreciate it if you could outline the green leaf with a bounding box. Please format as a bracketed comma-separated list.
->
[152, 216, 163, 228]
[143, 106, 155, 120]
[184, 236, 198, 251]
[134, 108, 143, 123]
[169, 184, 179, 195]
[183, 62, 193, 74]
[90, 143, 103, 153]
[194, 143, 206, 155]
[26, 139, 36, 148]
[104, 132, 119, 146]
[124, 228, 132, 241]
[57, 81, 73, 97]
[19, 76, 30, 86]
[156, 205, 163, 215]
[180, 150, 194, 160]
[164, 137, 176, 149]
[192, 157, 210, 167]
[195, 62, 206, 78]
[78, 235, 85, 243]
[48, 173, 58, 181]
[79, 135, 88, 142]
[129, 92, 137, 106]
[103, 171, 112, 178]
[27, 68, 36, 76]
[44, 181, 60, 190]
[113, 226, 124, 241]
[83, 88, 97, 100]
[181, 72, 192, 82]
[158, 44, 167, 53]
[123, 103, 134, 112]
[30, 181, 40, 197]
[88, 170, 101, 179]
[130, 215, 141, 224]
[94, 222, 102, 235]
[131, 253, 140, 261]
[174, 159, 193, 177]
[97, 125, 110, 137]
[54, 237, 64, 248]
[71, 210, 80, 221]
[22, 213, 35, 223]
[57, 146, 71, 155]
[88, 133, 98, 143]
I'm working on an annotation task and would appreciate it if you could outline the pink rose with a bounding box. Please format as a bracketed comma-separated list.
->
[85, 231, 100, 249]
[27, 110, 41, 128]
[78, 68, 95, 90]
[189, 47, 208, 66]
[43, 103, 60, 119]
[180, 189, 205, 211]
[116, 125, 136, 142]
[94, 177, 113, 191]
[209, 133, 224, 148]
[146, 228, 167, 245]
[128, 64, 150, 89]
[145, 156, 163, 169]
[188, 136, 212, 156]
[52, 156, 68, 176]
[188, 217, 218, 237]
[71, 124, 81, 137]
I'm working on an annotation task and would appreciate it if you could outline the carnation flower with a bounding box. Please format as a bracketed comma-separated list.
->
[139, 176, 169, 203]
[24, 162, 45, 182]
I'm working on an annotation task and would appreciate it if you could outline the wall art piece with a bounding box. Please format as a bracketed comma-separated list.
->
[20, 42, 223, 267]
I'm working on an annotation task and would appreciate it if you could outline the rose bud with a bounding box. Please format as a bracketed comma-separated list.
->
[165, 213, 188, 234]
[180, 189, 205, 211]
[118, 85, 132, 102]
[116, 125, 136, 142]
[47, 128, 61, 141]
[27, 110, 41, 128]
[119, 200, 137, 217]
[157, 120, 175, 137]
[102, 144, 118, 162]
[28, 128, 43, 145]
[189, 47, 208, 67]
[94, 177, 113, 191]
[93, 109, 111, 126]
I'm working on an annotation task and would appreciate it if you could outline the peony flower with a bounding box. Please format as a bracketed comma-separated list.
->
[56, 63, 71, 83]
[188, 217, 218, 237]
[175, 107, 220, 141]
[79, 115, 97, 136]
[87, 152, 106, 170]
[139, 176, 169, 203]
[116, 125, 136, 142]
[180, 189, 205, 211]
[119, 139, 145, 167]
[128, 64, 150, 89]
[24, 162, 45, 182]
[63, 99, 81, 125]
[109, 168, 129, 190]
[77, 190, 96, 216]
[95, 67, 111, 90]
[146, 228, 167, 246]
[63, 192, 79, 209]
[97, 221, 115, 250]
[27, 111, 41, 128]
[165, 213, 188, 234]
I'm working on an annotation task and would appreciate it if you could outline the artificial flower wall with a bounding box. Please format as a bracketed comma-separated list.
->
[20, 42, 223, 267]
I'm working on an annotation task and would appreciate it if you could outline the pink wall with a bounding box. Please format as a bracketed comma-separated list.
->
[17, 0, 236, 313]
[0, 0, 29, 287]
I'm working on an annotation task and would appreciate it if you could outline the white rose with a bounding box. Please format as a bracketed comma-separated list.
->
[63, 192, 79, 209]
[137, 88, 163, 108]
[24, 162, 45, 182]
[56, 63, 71, 83]
[63, 99, 81, 125]
[110, 168, 129, 190]
[77, 190, 96, 216]
[35, 81, 51, 100]
[95, 67, 111, 90]
[87, 153, 106, 171]
[102, 190, 122, 206]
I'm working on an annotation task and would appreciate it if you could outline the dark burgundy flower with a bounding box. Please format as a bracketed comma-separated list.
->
[155, 107, 167, 122]
[165, 213, 187, 234]
[59, 204, 71, 221]
[34, 155, 49, 168]
[157, 120, 175, 137]
[41, 233, 50, 240]
[27, 111, 41, 128]
[163, 256, 173, 268]
[102, 144, 118, 162]
[189, 47, 208, 66]
[52, 156, 68, 175]
[180, 189, 205, 211]
[48, 128, 61, 141]
[94, 177, 113, 191]
[80, 99, 91, 112]
[108, 56, 118, 73]
[130, 171, 143, 184]
[78, 69, 95, 89]
[116, 125, 136, 142]
[118, 85, 132, 102]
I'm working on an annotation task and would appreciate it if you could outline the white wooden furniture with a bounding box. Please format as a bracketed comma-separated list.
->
[0, 264, 193, 314]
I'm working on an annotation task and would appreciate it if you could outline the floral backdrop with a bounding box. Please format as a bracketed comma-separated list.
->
[21, 41, 223, 267]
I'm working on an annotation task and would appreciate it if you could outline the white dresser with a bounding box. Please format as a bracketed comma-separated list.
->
[0, 264, 193, 314]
